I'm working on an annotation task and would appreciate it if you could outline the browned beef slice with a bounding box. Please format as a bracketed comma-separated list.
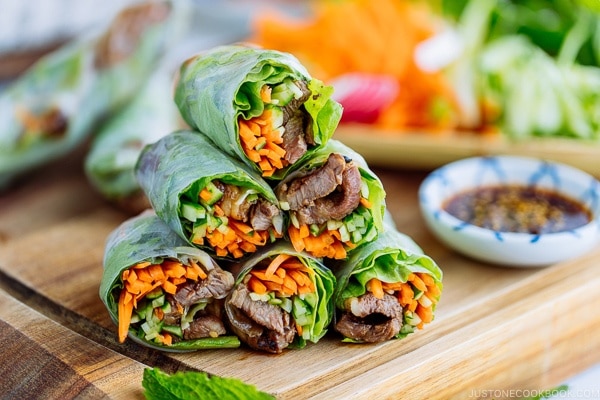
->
[335, 293, 403, 343]
[249, 199, 280, 231]
[296, 160, 362, 225]
[173, 268, 234, 307]
[277, 153, 345, 209]
[183, 315, 227, 340]
[277, 153, 362, 225]
[215, 183, 252, 222]
[225, 283, 296, 353]
[213, 181, 280, 231]
[280, 80, 314, 164]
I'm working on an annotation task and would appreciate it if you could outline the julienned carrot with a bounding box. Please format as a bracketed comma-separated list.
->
[248, 256, 315, 297]
[193, 217, 274, 259]
[251, 0, 461, 131]
[288, 223, 357, 260]
[366, 273, 440, 330]
[117, 259, 209, 343]
[239, 102, 287, 177]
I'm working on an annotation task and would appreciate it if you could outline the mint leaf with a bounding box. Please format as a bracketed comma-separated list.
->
[142, 368, 275, 400]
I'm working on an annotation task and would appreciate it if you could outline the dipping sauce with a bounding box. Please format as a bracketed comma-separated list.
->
[443, 184, 592, 234]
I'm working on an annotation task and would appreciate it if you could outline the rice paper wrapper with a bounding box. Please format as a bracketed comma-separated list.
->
[84, 66, 181, 211]
[99, 211, 240, 351]
[0, 1, 182, 189]
[174, 44, 343, 179]
[332, 223, 443, 340]
[226, 241, 336, 351]
[135, 130, 280, 257]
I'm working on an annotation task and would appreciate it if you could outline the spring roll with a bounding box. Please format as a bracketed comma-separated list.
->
[84, 66, 182, 213]
[275, 139, 386, 259]
[331, 225, 443, 343]
[99, 211, 240, 351]
[0, 1, 178, 189]
[135, 130, 284, 259]
[224, 242, 336, 353]
[174, 44, 343, 179]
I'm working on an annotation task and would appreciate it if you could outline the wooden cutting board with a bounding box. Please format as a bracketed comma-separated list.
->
[1, 150, 600, 399]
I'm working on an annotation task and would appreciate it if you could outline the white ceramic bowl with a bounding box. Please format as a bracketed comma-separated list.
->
[418, 155, 600, 267]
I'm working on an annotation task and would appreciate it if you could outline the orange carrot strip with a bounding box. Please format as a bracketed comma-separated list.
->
[416, 304, 433, 324]
[265, 254, 292, 278]
[283, 275, 298, 293]
[133, 261, 152, 269]
[419, 273, 435, 288]
[264, 281, 283, 293]
[426, 284, 441, 298]
[260, 85, 272, 103]
[399, 283, 414, 306]
[248, 276, 268, 294]
[251, 270, 284, 284]
[118, 290, 134, 343]
[409, 274, 427, 292]
[367, 278, 384, 299]
[288, 226, 306, 252]
[360, 197, 372, 208]
[161, 280, 178, 295]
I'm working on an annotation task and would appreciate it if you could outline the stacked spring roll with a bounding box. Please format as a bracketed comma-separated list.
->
[174, 44, 343, 179]
[275, 139, 386, 259]
[330, 222, 443, 343]
[224, 242, 336, 353]
[84, 65, 182, 213]
[99, 211, 241, 351]
[135, 130, 284, 259]
[0, 1, 178, 189]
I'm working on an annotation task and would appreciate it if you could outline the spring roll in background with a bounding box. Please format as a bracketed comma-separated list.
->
[99, 211, 240, 351]
[174, 44, 343, 179]
[330, 222, 443, 343]
[0, 1, 183, 189]
[275, 139, 386, 259]
[224, 241, 336, 353]
[84, 64, 183, 214]
[135, 130, 284, 259]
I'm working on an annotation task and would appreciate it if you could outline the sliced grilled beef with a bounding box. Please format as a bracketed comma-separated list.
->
[225, 283, 296, 353]
[276, 153, 362, 225]
[280, 80, 314, 164]
[214, 181, 281, 232]
[183, 315, 227, 340]
[249, 199, 281, 231]
[173, 268, 234, 307]
[335, 293, 403, 343]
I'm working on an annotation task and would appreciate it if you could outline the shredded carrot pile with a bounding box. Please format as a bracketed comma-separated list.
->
[117, 259, 207, 343]
[239, 100, 288, 177]
[251, 0, 460, 131]
[288, 224, 352, 259]
[247, 254, 316, 297]
[367, 272, 441, 329]
[191, 202, 279, 258]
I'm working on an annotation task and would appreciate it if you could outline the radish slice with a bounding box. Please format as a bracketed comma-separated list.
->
[330, 73, 399, 124]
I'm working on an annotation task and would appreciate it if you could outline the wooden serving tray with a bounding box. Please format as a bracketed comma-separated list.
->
[334, 126, 600, 178]
[1, 150, 600, 399]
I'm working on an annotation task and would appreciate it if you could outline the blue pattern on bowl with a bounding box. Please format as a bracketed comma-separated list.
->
[419, 155, 600, 267]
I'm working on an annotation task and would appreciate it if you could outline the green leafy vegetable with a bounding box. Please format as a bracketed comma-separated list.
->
[142, 368, 275, 400]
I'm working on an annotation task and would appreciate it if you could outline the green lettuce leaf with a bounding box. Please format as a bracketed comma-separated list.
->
[174, 44, 342, 179]
[142, 368, 274, 400]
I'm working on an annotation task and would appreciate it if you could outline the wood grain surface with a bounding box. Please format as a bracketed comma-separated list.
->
[1, 148, 600, 399]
